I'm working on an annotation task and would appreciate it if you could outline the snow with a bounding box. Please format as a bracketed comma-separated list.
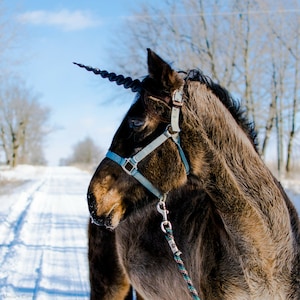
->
[0, 165, 299, 299]
[282, 178, 300, 213]
[0, 166, 91, 299]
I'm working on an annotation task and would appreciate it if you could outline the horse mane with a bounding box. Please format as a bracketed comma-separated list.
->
[184, 69, 259, 152]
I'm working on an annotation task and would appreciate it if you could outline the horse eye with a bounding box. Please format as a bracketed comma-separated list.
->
[128, 118, 145, 129]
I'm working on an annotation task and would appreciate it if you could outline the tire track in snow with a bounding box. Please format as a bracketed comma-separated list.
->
[33, 168, 90, 299]
[0, 177, 49, 300]
[0, 178, 47, 266]
[0, 167, 90, 299]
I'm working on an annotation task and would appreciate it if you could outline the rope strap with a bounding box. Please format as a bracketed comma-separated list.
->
[165, 227, 200, 300]
[157, 198, 201, 300]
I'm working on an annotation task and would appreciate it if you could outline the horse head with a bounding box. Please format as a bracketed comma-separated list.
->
[85, 49, 191, 229]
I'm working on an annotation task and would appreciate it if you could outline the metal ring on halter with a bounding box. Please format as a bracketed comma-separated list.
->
[157, 200, 168, 220]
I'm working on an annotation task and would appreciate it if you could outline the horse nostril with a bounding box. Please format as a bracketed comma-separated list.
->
[87, 192, 107, 227]
[87, 192, 96, 211]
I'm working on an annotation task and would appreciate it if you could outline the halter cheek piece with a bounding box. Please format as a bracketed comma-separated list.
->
[105, 88, 190, 200]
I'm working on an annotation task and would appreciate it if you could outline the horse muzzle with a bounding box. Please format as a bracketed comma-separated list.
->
[87, 193, 107, 227]
[87, 191, 124, 230]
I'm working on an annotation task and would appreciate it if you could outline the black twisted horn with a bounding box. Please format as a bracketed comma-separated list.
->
[73, 62, 142, 93]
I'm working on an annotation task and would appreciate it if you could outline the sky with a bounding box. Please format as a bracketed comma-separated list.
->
[3, 0, 158, 165]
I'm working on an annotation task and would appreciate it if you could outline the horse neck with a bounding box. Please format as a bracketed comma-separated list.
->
[182, 82, 293, 274]
[183, 82, 261, 182]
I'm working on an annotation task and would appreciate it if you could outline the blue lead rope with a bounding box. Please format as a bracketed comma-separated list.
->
[164, 227, 201, 300]
[157, 199, 201, 300]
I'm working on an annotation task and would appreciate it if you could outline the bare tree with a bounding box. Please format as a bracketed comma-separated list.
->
[286, 57, 299, 173]
[0, 0, 24, 79]
[0, 80, 51, 167]
[261, 0, 300, 174]
[109, 0, 300, 174]
[61, 136, 103, 168]
[283, 10, 300, 173]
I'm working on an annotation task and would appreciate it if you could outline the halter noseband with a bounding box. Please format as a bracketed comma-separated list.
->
[105, 87, 189, 200]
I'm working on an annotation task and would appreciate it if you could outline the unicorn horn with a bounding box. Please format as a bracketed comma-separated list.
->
[73, 62, 142, 93]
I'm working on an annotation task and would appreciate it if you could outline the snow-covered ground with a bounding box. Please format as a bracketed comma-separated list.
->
[282, 178, 300, 213]
[0, 166, 91, 299]
[0, 165, 299, 300]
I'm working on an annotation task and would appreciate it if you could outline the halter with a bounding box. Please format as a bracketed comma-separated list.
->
[105, 87, 190, 200]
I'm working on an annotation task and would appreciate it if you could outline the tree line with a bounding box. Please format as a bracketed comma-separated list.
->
[0, 79, 50, 167]
[0, 0, 51, 167]
[111, 0, 300, 175]
[0, 1, 101, 168]
[60, 136, 103, 169]
[0, 81, 102, 167]
[0, 80, 102, 168]
[1, 0, 299, 172]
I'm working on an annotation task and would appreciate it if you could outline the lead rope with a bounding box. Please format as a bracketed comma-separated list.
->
[157, 196, 201, 300]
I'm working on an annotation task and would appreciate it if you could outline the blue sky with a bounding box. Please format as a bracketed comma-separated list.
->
[4, 0, 156, 165]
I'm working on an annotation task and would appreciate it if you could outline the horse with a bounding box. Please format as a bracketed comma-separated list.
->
[75, 49, 300, 299]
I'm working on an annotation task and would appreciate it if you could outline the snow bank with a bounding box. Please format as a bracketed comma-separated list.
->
[0, 165, 47, 181]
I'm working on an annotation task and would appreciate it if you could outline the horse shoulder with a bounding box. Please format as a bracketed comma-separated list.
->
[88, 222, 131, 300]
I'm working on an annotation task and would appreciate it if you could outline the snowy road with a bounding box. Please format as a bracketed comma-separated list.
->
[0, 167, 91, 300]
[0, 166, 299, 300]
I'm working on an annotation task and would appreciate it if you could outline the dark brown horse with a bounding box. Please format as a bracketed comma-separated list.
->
[77, 49, 300, 299]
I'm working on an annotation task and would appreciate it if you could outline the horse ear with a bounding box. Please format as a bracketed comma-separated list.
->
[147, 48, 183, 91]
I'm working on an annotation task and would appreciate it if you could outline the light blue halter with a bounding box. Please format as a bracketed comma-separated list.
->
[105, 88, 189, 200]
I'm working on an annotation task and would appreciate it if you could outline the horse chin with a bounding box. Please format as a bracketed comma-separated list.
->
[90, 216, 116, 231]
[90, 209, 124, 231]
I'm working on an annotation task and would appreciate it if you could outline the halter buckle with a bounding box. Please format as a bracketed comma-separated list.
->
[157, 198, 169, 222]
[122, 158, 138, 175]
[172, 89, 184, 107]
